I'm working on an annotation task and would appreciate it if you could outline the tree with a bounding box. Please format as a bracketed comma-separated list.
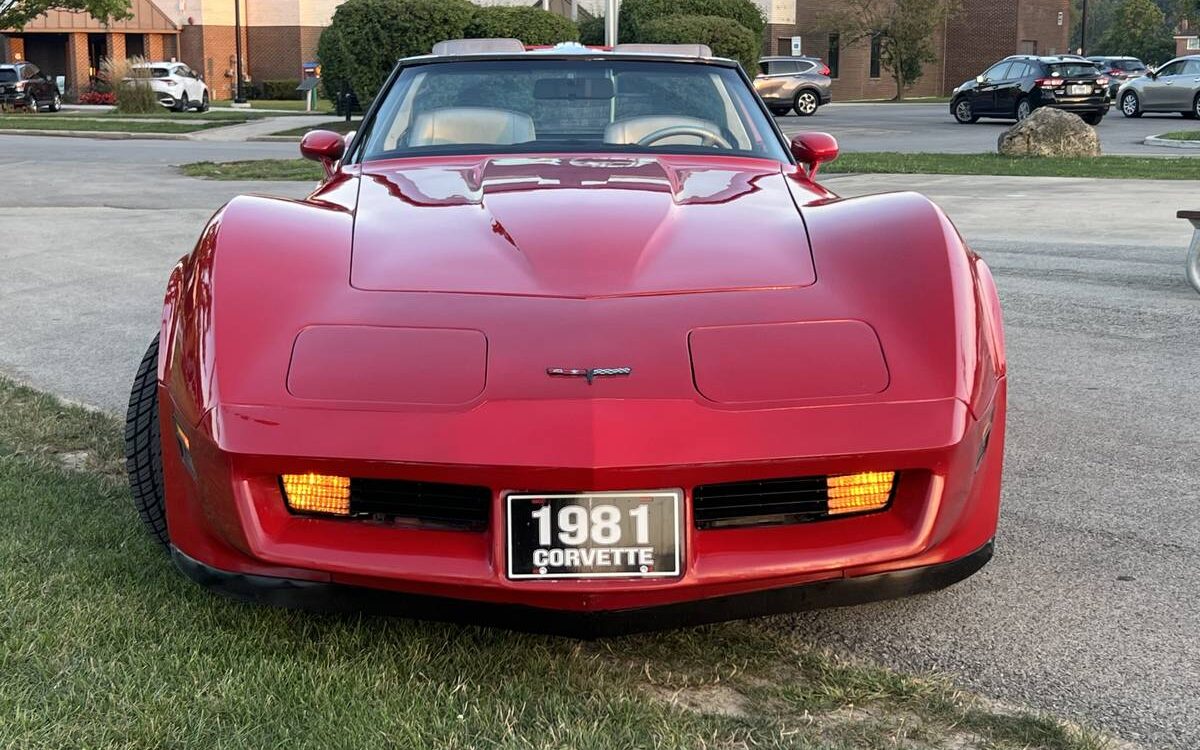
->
[822, 0, 960, 101]
[1096, 0, 1175, 64]
[619, 0, 764, 43]
[639, 14, 760, 71]
[0, 0, 130, 29]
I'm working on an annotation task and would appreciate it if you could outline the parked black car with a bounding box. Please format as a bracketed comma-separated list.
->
[951, 56, 1109, 125]
[0, 62, 62, 112]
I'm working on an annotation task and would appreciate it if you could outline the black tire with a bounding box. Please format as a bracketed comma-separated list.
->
[125, 334, 168, 548]
[1184, 95, 1199, 119]
[1014, 96, 1031, 121]
[26, 95, 38, 113]
[793, 89, 819, 117]
[49, 92, 61, 112]
[175, 93, 189, 113]
[952, 96, 978, 124]
[1120, 91, 1142, 118]
[199, 91, 210, 112]
[769, 106, 790, 117]
[1081, 112, 1104, 126]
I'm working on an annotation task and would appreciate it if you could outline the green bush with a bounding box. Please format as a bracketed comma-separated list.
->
[578, 15, 605, 45]
[257, 79, 303, 100]
[638, 14, 760, 72]
[465, 6, 580, 45]
[317, 0, 476, 102]
[619, 0, 764, 43]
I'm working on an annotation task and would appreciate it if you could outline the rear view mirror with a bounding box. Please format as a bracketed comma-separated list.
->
[300, 129, 346, 179]
[790, 132, 839, 178]
[533, 77, 615, 100]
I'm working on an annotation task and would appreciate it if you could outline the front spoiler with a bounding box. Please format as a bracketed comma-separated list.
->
[171, 539, 993, 638]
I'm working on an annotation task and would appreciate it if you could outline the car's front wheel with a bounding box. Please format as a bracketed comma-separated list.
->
[793, 90, 819, 117]
[1120, 91, 1142, 118]
[199, 91, 210, 112]
[952, 96, 978, 123]
[125, 334, 169, 548]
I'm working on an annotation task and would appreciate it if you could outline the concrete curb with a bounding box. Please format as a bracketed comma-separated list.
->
[249, 135, 302, 142]
[0, 128, 191, 140]
[1143, 135, 1200, 149]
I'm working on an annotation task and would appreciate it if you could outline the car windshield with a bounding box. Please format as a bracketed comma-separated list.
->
[1046, 63, 1100, 77]
[0, 69, 17, 82]
[1109, 59, 1145, 71]
[360, 58, 788, 163]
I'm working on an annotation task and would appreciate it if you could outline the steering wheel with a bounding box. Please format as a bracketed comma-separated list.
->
[636, 124, 734, 150]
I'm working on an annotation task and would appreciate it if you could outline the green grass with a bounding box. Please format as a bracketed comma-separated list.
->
[180, 158, 324, 181]
[826, 152, 1200, 179]
[0, 115, 227, 134]
[0, 377, 1114, 750]
[273, 118, 361, 137]
[62, 109, 265, 122]
[212, 97, 335, 113]
[1157, 130, 1200, 141]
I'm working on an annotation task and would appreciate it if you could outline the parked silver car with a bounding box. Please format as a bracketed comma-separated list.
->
[1116, 55, 1200, 119]
[753, 56, 833, 117]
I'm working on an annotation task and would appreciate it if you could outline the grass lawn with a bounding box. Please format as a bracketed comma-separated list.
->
[0, 377, 1112, 750]
[181, 158, 324, 181]
[273, 118, 360, 137]
[61, 109, 265, 122]
[826, 152, 1200, 179]
[1156, 130, 1200, 141]
[0, 115, 226, 134]
[212, 97, 335, 113]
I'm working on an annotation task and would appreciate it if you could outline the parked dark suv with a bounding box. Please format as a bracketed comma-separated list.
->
[0, 62, 62, 112]
[951, 56, 1109, 125]
[1087, 56, 1148, 98]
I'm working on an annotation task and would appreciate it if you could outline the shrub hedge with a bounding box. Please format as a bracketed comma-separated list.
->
[638, 14, 760, 72]
[317, 0, 476, 102]
[465, 6, 579, 45]
[577, 15, 605, 45]
[619, 0, 764, 43]
[257, 79, 303, 100]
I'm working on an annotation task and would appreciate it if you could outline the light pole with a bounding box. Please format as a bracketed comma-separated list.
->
[1079, 0, 1089, 55]
[605, 0, 619, 47]
[233, 0, 246, 104]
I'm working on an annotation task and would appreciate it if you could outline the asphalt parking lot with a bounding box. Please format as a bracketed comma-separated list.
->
[1, 132, 1198, 748]
[775, 101, 1199, 155]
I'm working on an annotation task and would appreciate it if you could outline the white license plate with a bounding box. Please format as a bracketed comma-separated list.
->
[1069, 85, 1093, 95]
[506, 491, 682, 579]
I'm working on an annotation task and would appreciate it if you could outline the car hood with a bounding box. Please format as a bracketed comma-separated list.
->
[350, 154, 819, 298]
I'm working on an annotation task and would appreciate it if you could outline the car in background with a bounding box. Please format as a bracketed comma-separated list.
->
[0, 62, 61, 112]
[951, 55, 1110, 125]
[754, 56, 832, 116]
[1087, 56, 1148, 97]
[1116, 55, 1200, 119]
[129, 61, 209, 112]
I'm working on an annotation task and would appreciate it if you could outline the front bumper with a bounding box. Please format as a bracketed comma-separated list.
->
[172, 539, 994, 637]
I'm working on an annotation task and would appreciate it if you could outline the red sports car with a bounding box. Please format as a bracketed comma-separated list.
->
[125, 40, 1006, 636]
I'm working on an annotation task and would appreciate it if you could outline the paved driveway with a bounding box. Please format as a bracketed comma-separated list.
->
[1, 133, 1197, 748]
[775, 101, 1199, 155]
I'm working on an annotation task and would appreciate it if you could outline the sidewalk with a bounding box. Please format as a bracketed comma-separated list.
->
[188, 114, 341, 141]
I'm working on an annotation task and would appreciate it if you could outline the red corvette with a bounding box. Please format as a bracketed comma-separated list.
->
[125, 41, 1006, 636]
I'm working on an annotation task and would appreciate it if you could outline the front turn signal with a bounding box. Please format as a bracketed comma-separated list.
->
[826, 471, 895, 515]
[281, 473, 351, 516]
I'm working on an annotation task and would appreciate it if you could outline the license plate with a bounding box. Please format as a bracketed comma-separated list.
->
[506, 491, 682, 579]
[1069, 84, 1092, 95]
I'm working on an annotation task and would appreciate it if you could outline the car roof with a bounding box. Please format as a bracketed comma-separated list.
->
[1087, 55, 1140, 60]
[759, 55, 820, 61]
[405, 39, 737, 67]
[131, 61, 180, 67]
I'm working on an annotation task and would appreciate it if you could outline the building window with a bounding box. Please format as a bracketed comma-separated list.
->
[827, 33, 840, 78]
[869, 33, 882, 79]
[1019, 39, 1036, 55]
[126, 34, 146, 58]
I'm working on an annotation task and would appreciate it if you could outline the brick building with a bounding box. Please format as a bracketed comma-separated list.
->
[0, 0, 179, 100]
[760, 0, 1071, 98]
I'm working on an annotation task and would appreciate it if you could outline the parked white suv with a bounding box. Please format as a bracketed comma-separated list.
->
[129, 61, 209, 112]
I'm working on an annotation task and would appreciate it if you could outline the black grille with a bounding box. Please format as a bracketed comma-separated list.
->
[349, 478, 491, 531]
[693, 476, 831, 529]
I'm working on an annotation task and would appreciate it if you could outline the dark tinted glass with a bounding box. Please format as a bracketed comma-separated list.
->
[150, 67, 171, 78]
[1110, 59, 1145, 71]
[768, 60, 800, 75]
[983, 62, 1012, 80]
[0, 69, 16, 82]
[1045, 63, 1100, 77]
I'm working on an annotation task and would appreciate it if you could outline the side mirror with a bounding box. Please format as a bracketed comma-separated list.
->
[790, 132, 839, 178]
[300, 129, 346, 179]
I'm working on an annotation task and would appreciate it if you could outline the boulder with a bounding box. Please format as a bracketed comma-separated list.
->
[997, 108, 1101, 157]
